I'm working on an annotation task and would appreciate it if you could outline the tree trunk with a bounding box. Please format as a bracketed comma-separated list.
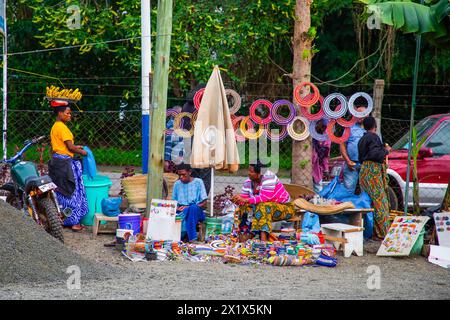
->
[372, 79, 385, 137]
[291, 0, 313, 188]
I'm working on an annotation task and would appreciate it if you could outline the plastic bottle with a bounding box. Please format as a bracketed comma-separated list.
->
[221, 214, 234, 234]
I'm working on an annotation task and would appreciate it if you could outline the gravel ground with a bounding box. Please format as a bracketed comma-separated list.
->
[0, 201, 118, 287]
[1, 211, 449, 300]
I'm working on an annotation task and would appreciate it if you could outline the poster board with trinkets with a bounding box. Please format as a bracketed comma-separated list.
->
[434, 212, 450, 247]
[377, 216, 429, 256]
[146, 199, 178, 241]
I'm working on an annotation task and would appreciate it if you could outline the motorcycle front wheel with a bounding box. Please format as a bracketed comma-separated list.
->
[38, 197, 64, 243]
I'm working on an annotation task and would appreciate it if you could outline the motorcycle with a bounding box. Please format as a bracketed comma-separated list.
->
[1, 136, 64, 243]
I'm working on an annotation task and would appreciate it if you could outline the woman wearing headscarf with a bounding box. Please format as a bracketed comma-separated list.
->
[231, 162, 295, 242]
[358, 116, 391, 239]
[48, 99, 88, 231]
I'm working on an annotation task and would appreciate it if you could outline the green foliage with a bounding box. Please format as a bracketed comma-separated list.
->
[362, 0, 450, 48]
[19, 0, 296, 93]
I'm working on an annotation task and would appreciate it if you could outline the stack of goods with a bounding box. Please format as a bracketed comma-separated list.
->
[187, 82, 373, 144]
[121, 232, 338, 267]
[121, 174, 147, 210]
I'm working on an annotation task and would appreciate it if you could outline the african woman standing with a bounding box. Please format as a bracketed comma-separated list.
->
[48, 99, 88, 231]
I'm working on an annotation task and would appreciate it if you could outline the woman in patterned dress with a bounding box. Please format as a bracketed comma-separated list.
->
[48, 100, 88, 231]
[358, 116, 392, 239]
[231, 162, 294, 242]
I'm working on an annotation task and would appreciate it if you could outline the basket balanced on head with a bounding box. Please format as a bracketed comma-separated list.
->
[121, 173, 179, 209]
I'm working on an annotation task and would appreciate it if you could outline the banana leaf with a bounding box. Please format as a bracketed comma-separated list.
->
[361, 0, 450, 48]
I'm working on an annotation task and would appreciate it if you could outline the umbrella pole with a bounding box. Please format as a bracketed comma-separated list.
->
[210, 167, 214, 217]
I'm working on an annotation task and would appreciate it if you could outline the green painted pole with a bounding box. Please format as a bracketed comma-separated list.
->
[145, 0, 172, 217]
[404, 16, 423, 214]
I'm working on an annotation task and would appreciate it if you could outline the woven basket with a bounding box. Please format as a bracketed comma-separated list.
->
[164, 173, 179, 200]
[121, 173, 180, 208]
[294, 198, 355, 215]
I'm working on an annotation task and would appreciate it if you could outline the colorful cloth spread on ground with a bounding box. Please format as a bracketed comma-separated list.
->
[53, 154, 88, 226]
[240, 170, 290, 204]
[359, 160, 390, 238]
[122, 233, 337, 267]
[234, 202, 296, 234]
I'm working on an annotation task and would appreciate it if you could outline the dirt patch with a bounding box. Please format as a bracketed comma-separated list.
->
[1, 201, 449, 299]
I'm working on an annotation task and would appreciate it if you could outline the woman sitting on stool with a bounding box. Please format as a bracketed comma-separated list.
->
[231, 162, 294, 242]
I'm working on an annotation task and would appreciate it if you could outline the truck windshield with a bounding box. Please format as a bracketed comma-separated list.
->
[392, 117, 438, 150]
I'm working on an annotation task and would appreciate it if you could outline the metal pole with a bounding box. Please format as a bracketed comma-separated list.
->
[2, 0, 7, 161]
[210, 167, 214, 217]
[141, 0, 151, 173]
[404, 13, 423, 214]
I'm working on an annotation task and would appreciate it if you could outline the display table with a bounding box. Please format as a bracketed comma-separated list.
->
[289, 208, 373, 229]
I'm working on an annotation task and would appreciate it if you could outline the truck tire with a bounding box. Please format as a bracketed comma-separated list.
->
[388, 186, 399, 211]
[39, 197, 64, 243]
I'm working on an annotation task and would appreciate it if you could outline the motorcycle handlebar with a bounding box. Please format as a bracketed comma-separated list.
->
[32, 136, 47, 144]
[3, 136, 48, 164]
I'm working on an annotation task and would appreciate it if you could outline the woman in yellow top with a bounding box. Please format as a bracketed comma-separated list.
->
[48, 100, 88, 231]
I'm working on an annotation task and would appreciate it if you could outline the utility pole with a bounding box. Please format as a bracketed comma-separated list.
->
[1, 0, 7, 160]
[141, 0, 151, 173]
[291, 0, 313, 188]
[145, 0, 173, 216]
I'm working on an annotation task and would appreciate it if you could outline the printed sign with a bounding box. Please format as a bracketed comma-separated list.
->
[145, 199, 178, 241]
[377, 216, 429, 256]
[434, 212, 450, 248]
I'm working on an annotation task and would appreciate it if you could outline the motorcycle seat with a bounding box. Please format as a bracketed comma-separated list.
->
[25, 175, 53, 194]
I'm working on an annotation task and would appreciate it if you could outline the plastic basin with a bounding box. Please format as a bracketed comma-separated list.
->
[81, 175, 112, 226]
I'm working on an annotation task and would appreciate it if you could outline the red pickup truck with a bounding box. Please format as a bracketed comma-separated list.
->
[329, 113, 450, 210]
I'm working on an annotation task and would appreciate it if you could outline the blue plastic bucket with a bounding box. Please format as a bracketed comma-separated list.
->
[118, 214, 142, 235]
[81, 175, 112, 226]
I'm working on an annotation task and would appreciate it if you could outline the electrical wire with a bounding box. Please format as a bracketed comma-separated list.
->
[7, 34, 171, 57]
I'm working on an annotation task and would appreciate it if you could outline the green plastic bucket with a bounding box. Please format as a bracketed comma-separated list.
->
[205, 217, 222, 238]
[410, 228, 425, 255]
[81, 175, 112, 226]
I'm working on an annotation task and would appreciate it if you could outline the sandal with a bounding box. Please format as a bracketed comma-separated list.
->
[71, 224, 83, 232]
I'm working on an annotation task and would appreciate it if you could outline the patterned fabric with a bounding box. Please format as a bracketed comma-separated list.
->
[53, 154, 88, 226]
[312, 139, 331, 184]
[234, 202, 296, 234]
[346, 124, 366, 162]
[164, 118, 184, 162]
[240, 170, 290, 204]
[172, 178, 208, 206]
[359, 160, 390, 239]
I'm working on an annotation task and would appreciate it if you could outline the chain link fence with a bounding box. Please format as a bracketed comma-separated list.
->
[4, 108, 446, 210]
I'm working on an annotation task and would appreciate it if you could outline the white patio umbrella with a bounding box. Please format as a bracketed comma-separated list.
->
[191, 66, 240, 217]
